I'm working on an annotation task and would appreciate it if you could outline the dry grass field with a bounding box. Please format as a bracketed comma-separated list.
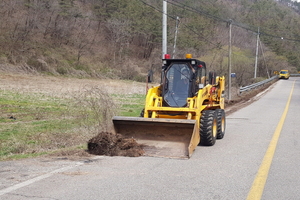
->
[0, 69, 149, 160]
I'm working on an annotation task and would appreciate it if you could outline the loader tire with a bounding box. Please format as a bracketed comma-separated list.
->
[139, 109, 144, 117]
[216, 109, 226, 139]
[140, 109, 152, 118]
[199, 110, 217, 146]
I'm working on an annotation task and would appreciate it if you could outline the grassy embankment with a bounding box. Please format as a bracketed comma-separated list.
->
[0, 88, 145, 161]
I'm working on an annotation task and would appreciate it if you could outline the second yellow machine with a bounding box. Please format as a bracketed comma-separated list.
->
[113, 54, 226, 158]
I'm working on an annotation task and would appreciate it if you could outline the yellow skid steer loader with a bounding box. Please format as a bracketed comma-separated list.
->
[113, 54, 226, 158]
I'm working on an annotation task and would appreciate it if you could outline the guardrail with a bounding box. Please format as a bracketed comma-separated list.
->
[239, 76, 278, 93]
[290, 74, 300, 77]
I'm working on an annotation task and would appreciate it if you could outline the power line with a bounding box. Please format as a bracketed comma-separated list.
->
[140, 0, 300, 61]
[167, 0, 228, 23]
[170, 0, 300, 43]
[139, 0, 177, 20]
[139, 0, 229, 52]
[139, 0, 257, 60]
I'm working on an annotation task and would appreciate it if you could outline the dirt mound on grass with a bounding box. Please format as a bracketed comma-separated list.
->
[87, 132, 144, 157]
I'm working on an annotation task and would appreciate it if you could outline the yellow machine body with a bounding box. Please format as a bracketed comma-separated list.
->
[113, 56, 225, 158]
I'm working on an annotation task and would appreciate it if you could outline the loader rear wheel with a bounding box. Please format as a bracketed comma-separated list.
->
[199, 110, 217, 146]
[216, 109, 226, 139]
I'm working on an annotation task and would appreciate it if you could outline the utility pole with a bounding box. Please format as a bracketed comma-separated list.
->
[162, 0, 167, 58]
[259, 39, 270, 79]
[172, 16, 180, 59]
[254, 27, 259, 79]
[228, 19, 232, 101]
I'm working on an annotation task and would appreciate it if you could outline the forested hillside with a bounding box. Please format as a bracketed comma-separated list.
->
[1, 0, 300, 86]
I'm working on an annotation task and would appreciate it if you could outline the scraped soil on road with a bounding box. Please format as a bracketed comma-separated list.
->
[87, 132, 144, 157]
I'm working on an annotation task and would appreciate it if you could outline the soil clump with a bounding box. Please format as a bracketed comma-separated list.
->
[87, 132, 144, 157]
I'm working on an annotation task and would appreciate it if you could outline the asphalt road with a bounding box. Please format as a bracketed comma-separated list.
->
[0, 77, 299, 200]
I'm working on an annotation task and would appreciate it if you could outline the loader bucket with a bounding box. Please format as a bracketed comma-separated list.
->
[112, 116, 199, 159]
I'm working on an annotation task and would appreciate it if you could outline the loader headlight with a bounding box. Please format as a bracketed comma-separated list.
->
[186, 54, 192, 59]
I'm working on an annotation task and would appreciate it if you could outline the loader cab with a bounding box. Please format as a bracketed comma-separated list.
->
[161, 54, 207, 107]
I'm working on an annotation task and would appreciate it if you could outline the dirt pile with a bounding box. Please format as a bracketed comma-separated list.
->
[87, 132, 144, 157]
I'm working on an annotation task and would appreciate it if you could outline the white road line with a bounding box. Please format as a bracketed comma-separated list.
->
[0, 162, 84, 196]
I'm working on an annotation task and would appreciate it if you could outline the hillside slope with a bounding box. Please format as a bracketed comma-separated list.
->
[0, 0, 299, 85]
